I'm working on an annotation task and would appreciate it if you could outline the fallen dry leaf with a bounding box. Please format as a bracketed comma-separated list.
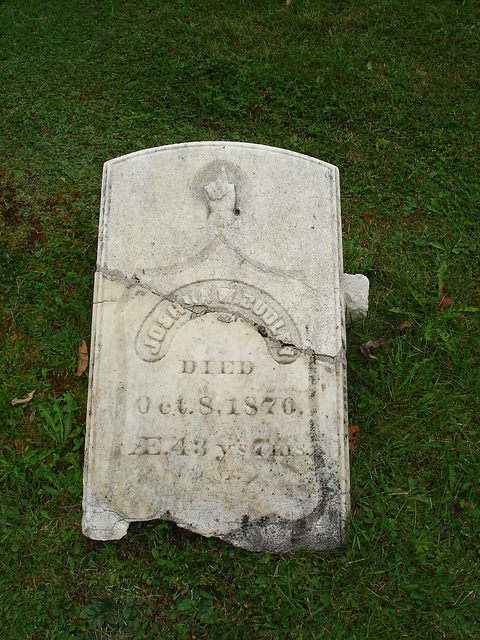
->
[438, 286, 453, 310]
[11, 390, 35, 406]
[396, 319, 414, 331]
[286, 0, 292, 5]
[348, 425, 360, 451]
[76, 339, 89, 376]
[360, 336, 384, 360]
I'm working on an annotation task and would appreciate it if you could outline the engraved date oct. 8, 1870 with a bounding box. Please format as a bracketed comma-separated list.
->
[136, 395, 303, 417]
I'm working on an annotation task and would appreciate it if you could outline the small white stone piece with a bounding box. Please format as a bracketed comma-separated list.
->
[343, 273, 370, 323]
[82, 142, 359, 552]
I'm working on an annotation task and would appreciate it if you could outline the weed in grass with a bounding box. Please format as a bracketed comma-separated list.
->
[38, 391, 78, 444]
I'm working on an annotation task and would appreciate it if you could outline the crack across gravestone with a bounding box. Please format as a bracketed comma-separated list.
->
[95, 268, 345, 365]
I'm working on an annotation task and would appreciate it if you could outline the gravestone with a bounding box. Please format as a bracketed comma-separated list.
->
[82, 142, 367, 552]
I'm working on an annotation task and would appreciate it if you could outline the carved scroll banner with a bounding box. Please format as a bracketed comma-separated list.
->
[82, 142, 353, 552]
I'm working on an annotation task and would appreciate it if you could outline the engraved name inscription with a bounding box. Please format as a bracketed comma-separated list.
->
[137, 301, 189, 361]
[173, 281, 301, 363]
[144, 302, 187, 353]
[136, 280, 301, 364]
[177, 281, 290, 339]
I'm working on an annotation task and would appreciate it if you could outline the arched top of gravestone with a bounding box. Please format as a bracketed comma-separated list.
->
[96, 142, 345, 357]
[98, 142, 342, 287]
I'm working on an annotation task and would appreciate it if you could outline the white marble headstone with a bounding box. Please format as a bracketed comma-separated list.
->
[82, 142, 354, 552]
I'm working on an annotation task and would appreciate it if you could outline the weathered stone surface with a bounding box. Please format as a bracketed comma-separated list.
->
[82, 142, 351, 552]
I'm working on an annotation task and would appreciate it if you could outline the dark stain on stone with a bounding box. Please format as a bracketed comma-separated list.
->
[253, 323, 268, 338]
[223, 506, 342, 553]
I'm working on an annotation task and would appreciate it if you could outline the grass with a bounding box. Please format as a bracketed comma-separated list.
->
[1, 0, 479, 637]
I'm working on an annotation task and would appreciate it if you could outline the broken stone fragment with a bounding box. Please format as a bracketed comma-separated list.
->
[343, 273, 369, 323]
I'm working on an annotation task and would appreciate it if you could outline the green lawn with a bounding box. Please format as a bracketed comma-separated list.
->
[1, 0, 479, 638]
